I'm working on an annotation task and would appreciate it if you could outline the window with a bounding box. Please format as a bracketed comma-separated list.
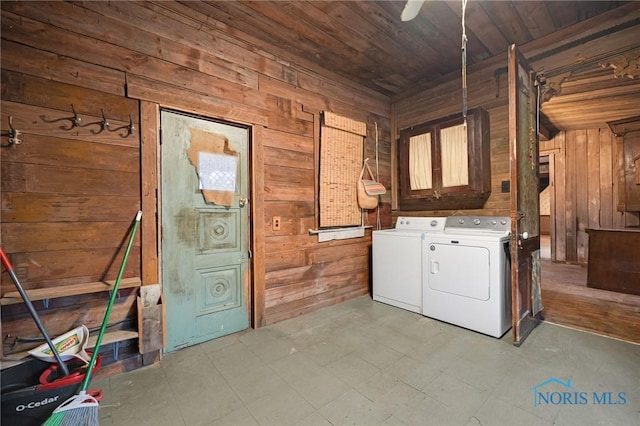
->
[319, 111, 367, 227]
[398, 108, 491, 210]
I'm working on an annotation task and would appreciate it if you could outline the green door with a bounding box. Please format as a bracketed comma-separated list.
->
[161, 110, 250, 352]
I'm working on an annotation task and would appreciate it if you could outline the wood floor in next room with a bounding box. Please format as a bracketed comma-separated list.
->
[541, 258, 640, 344]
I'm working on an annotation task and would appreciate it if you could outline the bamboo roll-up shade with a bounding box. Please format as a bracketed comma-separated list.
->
[319, 112, 367, 228]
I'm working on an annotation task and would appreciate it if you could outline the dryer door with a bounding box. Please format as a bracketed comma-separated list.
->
[427, 243, 490, 301]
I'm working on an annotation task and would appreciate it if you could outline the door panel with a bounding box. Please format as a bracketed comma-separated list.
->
[427, 243, 490, 301]
[161, 110, 250, 352]
[508, 44, 542, 346]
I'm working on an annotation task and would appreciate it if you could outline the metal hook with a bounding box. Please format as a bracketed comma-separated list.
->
[108, 114, 135, 138]
[1, 116, 22, 147]
[80, 108, 110, 134]
[40, 104, 83, 130]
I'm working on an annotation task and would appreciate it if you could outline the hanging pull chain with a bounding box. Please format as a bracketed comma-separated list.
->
[461, 0, 468, 125]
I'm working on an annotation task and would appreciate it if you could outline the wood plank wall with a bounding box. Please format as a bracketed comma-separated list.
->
[394, 99, 639, 266]
[1, 71, 142, 362]
[0, 1, 391, 365]
[541, 129, 640, 264]
[392, 9, 640, 254]
[393, 67, 512, 217]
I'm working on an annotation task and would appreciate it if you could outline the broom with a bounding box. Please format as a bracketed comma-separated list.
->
[43, 210, 142, 426]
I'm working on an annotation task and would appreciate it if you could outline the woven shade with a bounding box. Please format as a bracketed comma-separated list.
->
[323, 111, 367, 136]
[319, 113, 366, 227]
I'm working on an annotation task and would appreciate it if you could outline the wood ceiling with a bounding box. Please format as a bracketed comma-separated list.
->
[181, 1, 626, 94]
[172, 1, 639, 129]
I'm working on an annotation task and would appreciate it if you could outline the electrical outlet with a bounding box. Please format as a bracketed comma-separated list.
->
[272, 216, 281, 231]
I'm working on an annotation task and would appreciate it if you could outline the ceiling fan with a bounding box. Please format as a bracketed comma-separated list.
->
[401, 0, 426, 22]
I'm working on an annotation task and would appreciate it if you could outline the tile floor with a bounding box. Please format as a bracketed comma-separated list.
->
[94, 296, 640, 426]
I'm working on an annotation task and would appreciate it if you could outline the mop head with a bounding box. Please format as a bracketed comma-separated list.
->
[42, 390, 99, 426]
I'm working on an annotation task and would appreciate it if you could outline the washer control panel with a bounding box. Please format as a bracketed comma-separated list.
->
[395, 216, 446, 231]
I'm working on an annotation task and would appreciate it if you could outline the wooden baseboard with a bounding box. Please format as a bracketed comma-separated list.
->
[541, 287, 640, 344]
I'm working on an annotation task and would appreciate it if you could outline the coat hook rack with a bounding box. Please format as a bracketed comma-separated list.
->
[80, 108, 110, 134]
[108, 114, 135, 138]
[40, 104, 83, 130]
[1, 116, 22, 147]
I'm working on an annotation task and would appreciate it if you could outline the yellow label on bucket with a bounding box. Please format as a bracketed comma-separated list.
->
[42, 335, 80, 356]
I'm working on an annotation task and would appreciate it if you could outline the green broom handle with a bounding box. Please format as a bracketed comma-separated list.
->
[80, 210, 142, 391]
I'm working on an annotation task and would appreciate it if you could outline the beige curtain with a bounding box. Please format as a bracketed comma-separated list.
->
[440, 124, 469, 187]
[409, 132, 432, 190]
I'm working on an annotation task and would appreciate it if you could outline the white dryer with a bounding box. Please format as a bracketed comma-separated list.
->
[422, 216, 512, 338]
[372, 216, 445, 313]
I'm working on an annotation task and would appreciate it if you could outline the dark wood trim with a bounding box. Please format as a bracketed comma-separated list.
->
[140, 100, 159, 286]
[251, 125, 266, 328]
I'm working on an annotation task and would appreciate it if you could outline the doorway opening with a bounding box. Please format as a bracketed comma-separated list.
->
[539, 154, 551, 260]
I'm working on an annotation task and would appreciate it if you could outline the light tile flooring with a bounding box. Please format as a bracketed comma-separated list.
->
[94, 296, 640, 426]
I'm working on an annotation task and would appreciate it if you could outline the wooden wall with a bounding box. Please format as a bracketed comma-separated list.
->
[393, 63, 513, 217]
[540, 129, 640, 264]
[0, 1, 391, 367]
[391, 7, 640, 222]
[0, 71, 143, 368]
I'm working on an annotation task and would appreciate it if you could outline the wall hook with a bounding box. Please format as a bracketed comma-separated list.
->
[1, 116, 22, 147]
[40, 104, 83, 130]
[108, 114, 135, 138]
[80, 108, 110, 134]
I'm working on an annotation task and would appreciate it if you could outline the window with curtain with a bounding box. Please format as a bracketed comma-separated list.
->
[409, 132, 432, 190]
[319, 111, 367, 227]
[440, 123, 469, 187]
[398, 108, 491, 210]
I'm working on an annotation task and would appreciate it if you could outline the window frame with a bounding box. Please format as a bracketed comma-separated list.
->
[398, 108, 491, 211]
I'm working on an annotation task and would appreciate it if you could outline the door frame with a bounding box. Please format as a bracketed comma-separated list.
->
[158, 109, 253, 350]
[140, 102, 267, 336]
[508, 44, 542, 346]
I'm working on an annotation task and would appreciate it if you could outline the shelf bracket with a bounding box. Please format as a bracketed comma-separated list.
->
[113, 341, 120, 360]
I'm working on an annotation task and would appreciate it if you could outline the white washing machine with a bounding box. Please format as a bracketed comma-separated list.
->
[372, 216, 446, 313]
[422, 216, 512, 338]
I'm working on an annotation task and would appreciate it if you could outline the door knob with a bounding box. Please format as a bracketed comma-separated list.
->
[517, 231, 529, 249]
[239, 197, 248, 207]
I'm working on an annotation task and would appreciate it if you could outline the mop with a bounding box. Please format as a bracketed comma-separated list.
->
[43, 210, 142, 426]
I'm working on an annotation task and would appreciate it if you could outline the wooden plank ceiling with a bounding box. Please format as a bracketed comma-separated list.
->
[170, 1, 638, 130]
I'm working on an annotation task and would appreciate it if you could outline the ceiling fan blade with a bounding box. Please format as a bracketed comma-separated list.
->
[401, 0, 425, 22]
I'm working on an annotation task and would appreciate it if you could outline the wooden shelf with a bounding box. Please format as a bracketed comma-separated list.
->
[88, 330, 138, 349]
[1, 277, 142, 306]
[0, 329, 139, 369]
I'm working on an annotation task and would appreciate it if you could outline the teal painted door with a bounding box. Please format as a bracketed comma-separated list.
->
[160, 110, 250, 352]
